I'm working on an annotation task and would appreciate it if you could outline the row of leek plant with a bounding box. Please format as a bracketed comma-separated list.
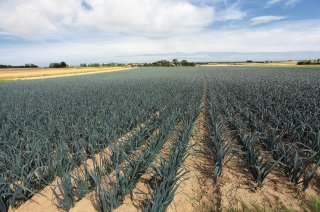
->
[0, 70, 204, 211]
[206, 83, 227, 181]
[51, 123, 159, 211]
[203, 68, 320, 189]
[49, 90, 198, 211]
[233, 90, 320, 154]
[50, 100, 196, 211]
[143, 98, 200, 211]
[93, 111, 184, 212]
[222, 91, 320, 190]
[0, 109, 163, 212]
[224, 77, 320, 154]
[218, 69, 320, 138]
[219, 94, 279, 187]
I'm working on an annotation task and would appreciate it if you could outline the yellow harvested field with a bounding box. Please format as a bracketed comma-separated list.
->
[0, 67, 132, 80]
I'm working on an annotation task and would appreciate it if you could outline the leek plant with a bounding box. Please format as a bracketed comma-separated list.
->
[207, 87, 227, 180]
[143, 103, 198, 211]
[0, 68, 204, 210]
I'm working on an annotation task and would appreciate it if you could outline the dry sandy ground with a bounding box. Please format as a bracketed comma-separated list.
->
[0, 67, 132, 80]
[165, 86, 217, 212]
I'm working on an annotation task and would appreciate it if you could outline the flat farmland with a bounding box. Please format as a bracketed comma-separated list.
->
[0, 67, 131, 80]
[0, 67, 319, 212]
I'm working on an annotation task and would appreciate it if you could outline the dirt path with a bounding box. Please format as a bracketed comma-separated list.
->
[165, 84, 217, 212]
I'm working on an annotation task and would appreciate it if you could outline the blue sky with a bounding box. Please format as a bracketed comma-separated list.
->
[0, 0, 319, 65]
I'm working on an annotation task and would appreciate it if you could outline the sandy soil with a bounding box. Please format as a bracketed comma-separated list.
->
[165, 85, 217, 212]
[0, 67, 132, 80]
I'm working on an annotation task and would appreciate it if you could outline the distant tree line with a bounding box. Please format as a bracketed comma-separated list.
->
[136, 59, 195, 67]
[0, 64, 38, 69]
[246, 60, 273, 63]
[297, 59, 320, 65]
[49, 61, 68, 68]
[80, 63, 125, 67]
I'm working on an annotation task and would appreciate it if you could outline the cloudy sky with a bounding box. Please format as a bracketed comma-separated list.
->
[0, 0, 319, 65]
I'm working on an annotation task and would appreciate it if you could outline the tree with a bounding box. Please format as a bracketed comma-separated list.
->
[49, 61, 68, 68]
[180, 60, 195, 66]
[25, 64, 38, 68]
[181, 60, 188, 66]
[60, 61, 67, 68]
[172, 59, 180, 66]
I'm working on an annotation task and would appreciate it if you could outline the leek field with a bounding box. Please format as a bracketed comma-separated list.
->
[0, 67, 319, 212]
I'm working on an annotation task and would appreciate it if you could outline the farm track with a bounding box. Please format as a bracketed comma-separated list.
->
[12, 113, 157, 212]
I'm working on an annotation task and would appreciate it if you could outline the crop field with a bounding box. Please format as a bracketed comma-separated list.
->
[0, 67, 130, 80]
[0, 67, 320, 212]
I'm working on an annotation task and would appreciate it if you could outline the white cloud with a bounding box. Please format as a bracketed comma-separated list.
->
[216, 1, 247, 21]
[0, 1, 318, 65]
[78, 0, 214, 36]
[0, 0, 214, 38]
[266, 0, 283, 7]
[250, 15, 286, 25]
[285, 0, 301, 7]
[159, 20, 320, 53]
[0, 0, 81, 38]
[266, 0, 301, 7]
[1, 19, 319, 65]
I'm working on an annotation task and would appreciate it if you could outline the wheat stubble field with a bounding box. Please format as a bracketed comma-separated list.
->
[0, 67, 131, 81]
[0, 67, 319, 212]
